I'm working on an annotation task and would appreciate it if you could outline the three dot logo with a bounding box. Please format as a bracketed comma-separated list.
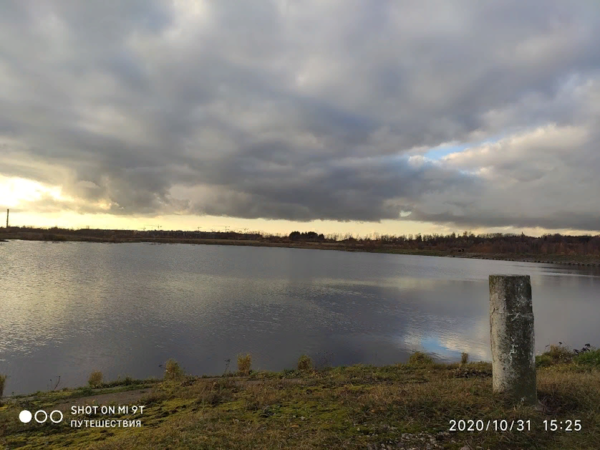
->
[19, 410, 32, 423]
[19, 409, 63, 424]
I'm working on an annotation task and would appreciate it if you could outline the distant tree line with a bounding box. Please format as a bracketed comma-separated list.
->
[289, 231, 325, 241]
[3, 226, 600, 256]
[340, 231, 600, 256]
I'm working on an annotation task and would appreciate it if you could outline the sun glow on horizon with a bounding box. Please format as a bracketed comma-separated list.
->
[0, 176, 69, 208]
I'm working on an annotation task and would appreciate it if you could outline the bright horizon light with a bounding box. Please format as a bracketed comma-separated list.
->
[0, 176, 67, 208]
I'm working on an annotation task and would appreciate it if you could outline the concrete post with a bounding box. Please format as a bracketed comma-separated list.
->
[489, 275, 536, 405]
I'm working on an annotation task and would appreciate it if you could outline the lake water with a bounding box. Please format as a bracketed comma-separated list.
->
[1, 240, 599, 395]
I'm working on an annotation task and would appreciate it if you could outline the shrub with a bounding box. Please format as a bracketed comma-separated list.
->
[88, 371, 103, 387]
[0, 374, 6, 398]
[574, 349, 600, 367]
[164, 359, 184, 380]
[297, 354, 313, 371]
[79, 386, 94, 396]
[237, 353, 252, 375]
[461, 353, 469, 365]
[408, 351, 434, 365]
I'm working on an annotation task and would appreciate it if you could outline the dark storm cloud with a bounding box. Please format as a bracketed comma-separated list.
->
[1, 0, 600, 230]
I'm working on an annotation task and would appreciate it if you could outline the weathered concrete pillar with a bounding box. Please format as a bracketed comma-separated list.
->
[489, 275, 536, 405]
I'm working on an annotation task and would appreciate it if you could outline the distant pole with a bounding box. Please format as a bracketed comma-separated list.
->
[6, 209, 8, 228]
[489, 275, 536, 405]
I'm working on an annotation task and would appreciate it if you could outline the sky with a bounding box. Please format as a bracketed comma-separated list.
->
[1, 0, 599, 237]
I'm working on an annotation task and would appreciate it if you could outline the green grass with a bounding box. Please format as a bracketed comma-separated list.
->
[574, 349, 600, 368]
[2, 356, 598, 449]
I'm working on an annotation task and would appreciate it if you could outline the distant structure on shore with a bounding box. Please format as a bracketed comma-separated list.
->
[5, 209, 8, 228]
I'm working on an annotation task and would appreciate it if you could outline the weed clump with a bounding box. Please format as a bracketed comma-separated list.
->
[536, 344, 574, 367]
[535, 343, 599, 368]
[546, 344, 574, 363]
[164, 359, 185, 380]
[237, 353, 252, 375]
[297, 354, 313, 371]
[408, 351, 434, 365]
[0, 374, 6, 399]
[88, 371, 103, 387]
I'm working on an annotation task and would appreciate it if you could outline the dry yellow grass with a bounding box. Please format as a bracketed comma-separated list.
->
[0, 374, 6, 399]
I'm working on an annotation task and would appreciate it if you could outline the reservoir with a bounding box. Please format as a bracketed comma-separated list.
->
[1, 240, 598, 395]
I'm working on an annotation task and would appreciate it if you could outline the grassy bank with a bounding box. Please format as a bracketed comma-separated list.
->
[1, 350, 600, 449]
[2, 229, 600, 267]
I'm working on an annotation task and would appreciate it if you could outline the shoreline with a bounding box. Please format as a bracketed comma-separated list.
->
[2, 231, 600, 267]
[1, 358, 599, 449]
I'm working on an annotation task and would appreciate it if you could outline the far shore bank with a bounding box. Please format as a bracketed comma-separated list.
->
[2, 230, 600, 267]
